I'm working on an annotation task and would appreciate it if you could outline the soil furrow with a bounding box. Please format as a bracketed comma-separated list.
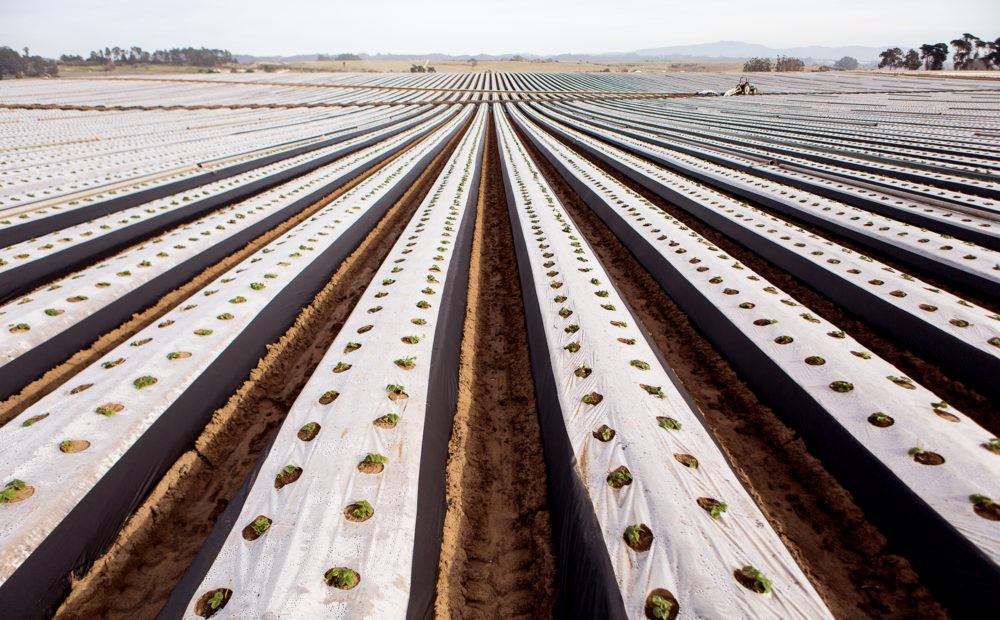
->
[513, 118, 950, 620]
[51, 115, 472, 620]
[434, 111, 557, 619]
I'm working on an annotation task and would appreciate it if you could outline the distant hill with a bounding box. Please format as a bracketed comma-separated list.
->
[234, 41, 888, 66]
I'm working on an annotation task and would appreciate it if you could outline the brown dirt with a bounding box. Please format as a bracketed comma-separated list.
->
[0, 144, 400, 428]
[515, 121, 950, 619]
[51, 114, 471, 620]
[434, 113, 556, 619]
[541, 121, 1000, 435]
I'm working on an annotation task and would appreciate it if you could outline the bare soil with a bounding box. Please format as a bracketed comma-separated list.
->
[51, 115, 471, 620]
[515, 120, 950, 619]
[434, 114, 557, 619]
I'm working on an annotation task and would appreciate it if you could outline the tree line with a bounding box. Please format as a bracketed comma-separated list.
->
[0, 46, 58, 77]
[743, 55, 809, 72]
[60, 46, 234, 67]
[879, 33, 1000, 69]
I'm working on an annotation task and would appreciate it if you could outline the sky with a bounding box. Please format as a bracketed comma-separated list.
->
[1, 0, 997, 58]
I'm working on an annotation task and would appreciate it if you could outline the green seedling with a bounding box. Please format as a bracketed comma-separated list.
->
[395, 356, 417, 368]
[250, 282, 265, 290]
[709, 501, 728, 519]
[382, 278, 395, 286]
[630, 360, 650, 370]
[194, 329, 213, 336]
[658, 417, 682, 431]
[44, 309, 62, 316]
[607, 470, 632, 487]
[364, 453, 388, 464]
[133, 376, 157, 389]
[386, 384, 406, 395]
[741, 566, 772, 594]
[829, 381, 854, 393]
[642, 384, 665, 398]
[984, 437, 1000, 452]
[908, 446, 925, 456]
[300, 422, 317, 434]
[565, 342, 580, 353]
[325, 567, 357, 589]
[377, 413, 400, 425]
[625, 524, 642, 545]
[412, 318, 427, 325]
[351, 500, 374, 519]
[403, 335, 421, 344]
[650, 595, 673, 619]
[1, 479, 26, 502]
[333, 362, 351, 372]
[229, 296, 247, 304]
[252, 517, 271, 536]
[282, 465, 297, 475]
[971, 494, 993, 507]
[60, 440, 72, 449]
[416, 300, 430, 309]
[217, 313, 234, 320]
[598, 427, 613, 442]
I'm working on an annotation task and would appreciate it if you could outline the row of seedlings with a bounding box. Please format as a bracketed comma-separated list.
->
[0, 105, 473, 618]
[180, 105, 487, 619]
[494, 107, 834, 619]
[508, 103, 1000, 615]
[521, 104, 1000, 397]
[558, 100, 1000, 250]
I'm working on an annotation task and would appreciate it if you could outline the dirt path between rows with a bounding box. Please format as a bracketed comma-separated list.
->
[52, 116, 472, 619]
[514, 119, 949, 620]
[434, 112, 557, 619]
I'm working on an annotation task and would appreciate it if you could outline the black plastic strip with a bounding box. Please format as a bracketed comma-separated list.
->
[0, 114, 448, 403]
[521, 111, 1000, 618]
[0, 115, 465, 620]
[496, 115, 628, 620]
[0, 107, 429, 249]
[530, 111, 1000, 401]
[0, 109, 439, 305]
[406, 122, 484, 620]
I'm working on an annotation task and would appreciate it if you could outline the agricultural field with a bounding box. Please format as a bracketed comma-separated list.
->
[0, 71, 998, 619]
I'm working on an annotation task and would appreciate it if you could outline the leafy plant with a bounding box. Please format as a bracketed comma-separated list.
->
[709, 501, 728, 519]
[229, 296, 247, 304]
[60, 440, 72, 449]
[325, 567, 357, 589]
[658, 417, 682, 431]
[403, 335, 421, 344]
[1, 479, 26, 502]
[351, 500, 374, 519]
[630, 360, 650, 370]
[386, 383, 406, 394]
[908, 446, 925, 456]
[364, 453, 388, 464]
[970, 494, 993, 507]
[741, 565, 772, 594]
[395, 356, 417, 368]
[650, 595, 673, 619]
[217, 313, 234, 320]
[416, 300, 430, 309]
[607, 469, 632, 487]
[376, 413, 400, 425]
[250, 282, 265, 290]
[983, 437, 1000, 452]
[829, 381, 854, 393]
[625, 524, 642, 544]
[300, 422, 317, 434]
[252, 517, 271, 536]
[382, 278, 395, 286]
[206, 590, 226, 610]
[598, 427, 613, 442]
[565, 342, 580, 353]
[642, 384, 665, 398]
[194, 329, 213, 336]
[333, 361, 351, 372]
[133, 376, 157, 389]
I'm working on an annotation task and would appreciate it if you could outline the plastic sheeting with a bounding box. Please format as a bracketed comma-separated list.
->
[0, 108, 450, 403]
[509, 104, 1000, 616]
[0, 106, 468, 619]
[522, 104, 1000, 401]
[172, 105, 485, 619]
[495, 107, 834, 619]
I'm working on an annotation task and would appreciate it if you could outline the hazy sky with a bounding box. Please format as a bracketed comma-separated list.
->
[2, 0, 997, 57]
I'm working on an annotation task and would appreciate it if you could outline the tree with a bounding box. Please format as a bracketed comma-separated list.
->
[334, 53, 361, 61]
[833, 56, 858, 70]
[743, 57, 772, 72]
[951, 33, 983, 69]
[878, 47, 904, 69]
[920, 43, 949, 70]
[776, 55, 804, 71]
[984, 37, 1000, 69]
[903, 49, 921, 70]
